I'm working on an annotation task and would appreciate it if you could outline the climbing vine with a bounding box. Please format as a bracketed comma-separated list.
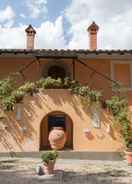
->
[0, 75, 131, 150]
[0, 76, 102, 111]
[106, 96, 132, 150]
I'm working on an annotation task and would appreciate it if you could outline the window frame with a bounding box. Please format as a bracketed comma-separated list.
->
[110, 60, 132, 91]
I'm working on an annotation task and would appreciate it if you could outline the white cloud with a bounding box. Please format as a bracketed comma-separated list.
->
[65, 0, 132, 49]
[0, 6, 15, 23]
[3, 20, 15, 28]
[20, 13, 26, 19]
[0, 0, 132, 50]
[36, 16, 66, 49]
[0, 25, 26, 48]
[25, 0, 47, 19]
[0, 16, 66, 49]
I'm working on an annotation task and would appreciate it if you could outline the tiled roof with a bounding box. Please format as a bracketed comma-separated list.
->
[0, 49, 132, 58]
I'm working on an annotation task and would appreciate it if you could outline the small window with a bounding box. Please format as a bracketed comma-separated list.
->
[111, 62, 132, 89]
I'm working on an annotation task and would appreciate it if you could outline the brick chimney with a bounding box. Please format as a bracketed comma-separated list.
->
[25, 24, 36, 49]
[87, 21, 99, 50]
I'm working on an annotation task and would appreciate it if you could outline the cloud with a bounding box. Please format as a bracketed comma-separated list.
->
[0, 5, 15, 23]
[0, 25, 26, 48]
[25, 0, 47, 19]
[65, 0, 132, 49]
[0, 0, 132, 50]
[20, 13, 26, 19]
[0, 16, 66, 49]
[36, 16, 66, 49]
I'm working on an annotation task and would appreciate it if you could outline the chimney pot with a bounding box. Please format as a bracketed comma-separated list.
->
[25, 24, 36, 49]
[87, 21, 99, 50]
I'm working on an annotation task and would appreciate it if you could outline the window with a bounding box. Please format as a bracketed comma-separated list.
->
[111, 61, 132, 90]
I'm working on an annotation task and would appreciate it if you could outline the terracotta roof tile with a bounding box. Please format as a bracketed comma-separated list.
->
[0, 49, 132, 58]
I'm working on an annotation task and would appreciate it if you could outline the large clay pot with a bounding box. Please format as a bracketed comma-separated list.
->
[125, 151, 132, 165]
[48, 127, 66, 150]
[43, 160, 55, 175]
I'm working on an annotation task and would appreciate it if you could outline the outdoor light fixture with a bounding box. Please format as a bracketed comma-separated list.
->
[91, 106, 101, 128]
[16, 103, 23, 121]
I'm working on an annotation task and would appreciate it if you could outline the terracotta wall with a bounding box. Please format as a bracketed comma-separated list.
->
[0, 90, 122, 152]
[0, 56, 131, 152]
[0, 56, 112, 98]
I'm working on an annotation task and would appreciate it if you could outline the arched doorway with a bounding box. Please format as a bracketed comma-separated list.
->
[40, 111, 73, 150]
[48, 65, 66, 79]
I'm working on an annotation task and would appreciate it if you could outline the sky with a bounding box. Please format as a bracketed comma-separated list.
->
[0, 0, 132, 50]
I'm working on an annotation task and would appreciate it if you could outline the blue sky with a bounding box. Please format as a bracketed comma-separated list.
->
[26, 1, 68, 23]
[0, 0, 132, 49]
[0, 0, 70, 25]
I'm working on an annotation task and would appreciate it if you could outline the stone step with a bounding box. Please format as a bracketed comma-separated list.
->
[0, 151, 123, 161]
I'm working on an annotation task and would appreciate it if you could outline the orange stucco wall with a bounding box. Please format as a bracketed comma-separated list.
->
[0, 56, 131, 152]
[0, 90, 122, 152]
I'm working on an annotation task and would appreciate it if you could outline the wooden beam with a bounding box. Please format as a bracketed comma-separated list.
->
[19, 59, 36, 73]
[35, 55, 77, 60]
[72, 59, 75, 80]
[76, 58, 120, 85]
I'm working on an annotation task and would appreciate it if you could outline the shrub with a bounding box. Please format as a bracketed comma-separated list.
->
[12, 90, 25, 103]
[106, 96, 132, 150]
[106, 96, 127, 117]
[63, 77, 72, 89]
[0, 77, 15, 98]
[2, 96, 15, 111]
[19, 82, 37, 95]
[41, 77, 63, 89]
[36, 78, 45, 88]
[41, 150, 58, 164]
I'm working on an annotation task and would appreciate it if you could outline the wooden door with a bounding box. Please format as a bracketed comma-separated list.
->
[40, 117, 48, 150]
[65, 116, 73, 149]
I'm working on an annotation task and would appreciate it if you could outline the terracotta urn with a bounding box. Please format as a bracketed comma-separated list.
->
[43, 160, 55, 175]
[48, 127, 66, 150]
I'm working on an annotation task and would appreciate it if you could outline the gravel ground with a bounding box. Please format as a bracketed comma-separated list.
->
[0, 158, 131, 184]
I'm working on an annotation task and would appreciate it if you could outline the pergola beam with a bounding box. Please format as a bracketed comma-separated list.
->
[17, 54, 119, 87]
[76, 57, 120, 85]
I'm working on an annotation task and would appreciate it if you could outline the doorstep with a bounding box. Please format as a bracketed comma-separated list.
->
[0, 151, 123, 161]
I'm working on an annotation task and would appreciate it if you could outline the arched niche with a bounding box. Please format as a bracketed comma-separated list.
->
[42, 61, 72, 79]
[40, 111, 73, 150]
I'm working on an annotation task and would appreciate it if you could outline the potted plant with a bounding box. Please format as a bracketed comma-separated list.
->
[12, 90, 25, 103]
[41, 150, 58, 175]
[123, 126, 132, 165]
[116, 111, 132, 165]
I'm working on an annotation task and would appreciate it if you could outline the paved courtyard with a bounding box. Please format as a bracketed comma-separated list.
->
[0, 157, 131, 184]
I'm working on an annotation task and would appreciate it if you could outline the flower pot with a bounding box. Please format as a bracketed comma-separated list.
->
[48, 127, 66, 150]
[43, 160, 55, 175]
[125, 151, 132, 165]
